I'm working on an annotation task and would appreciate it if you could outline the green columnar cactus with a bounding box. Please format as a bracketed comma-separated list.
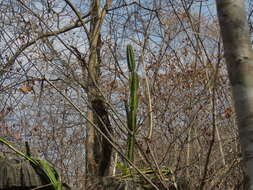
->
[126, 44, 139, 162]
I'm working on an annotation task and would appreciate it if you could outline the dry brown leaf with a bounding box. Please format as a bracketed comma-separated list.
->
[19, 86, 33, 94]
[224, 107, 233, 118]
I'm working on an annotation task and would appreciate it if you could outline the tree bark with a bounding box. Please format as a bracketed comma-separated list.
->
[85, 0, 113, 178]
[216, 0, 253, 189]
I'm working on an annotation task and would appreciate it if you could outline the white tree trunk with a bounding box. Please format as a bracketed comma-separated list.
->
[216, 0, 253, 189]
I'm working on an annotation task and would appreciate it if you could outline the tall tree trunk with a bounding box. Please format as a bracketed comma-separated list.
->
[85, 0, 113, 178]
[216, 0, 253, 189]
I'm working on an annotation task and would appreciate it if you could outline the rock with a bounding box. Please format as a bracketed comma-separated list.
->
[0, 158, 70, 190]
